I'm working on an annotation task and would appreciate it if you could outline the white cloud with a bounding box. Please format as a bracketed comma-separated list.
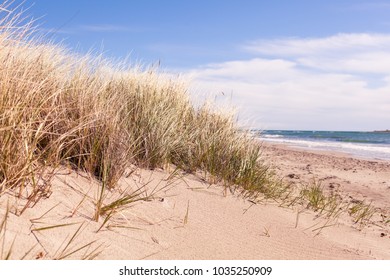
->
[244, 33, 390, 56]
[187, 34, 390, 131]
[191, 58, 297, 83]
[297, 51, 390, 74]
[244, 33, 390, 74]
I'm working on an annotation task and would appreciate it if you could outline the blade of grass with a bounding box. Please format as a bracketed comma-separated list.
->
[31, 222, 79, 232]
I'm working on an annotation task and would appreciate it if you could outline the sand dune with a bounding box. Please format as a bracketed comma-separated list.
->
[1, 143, 390, 260]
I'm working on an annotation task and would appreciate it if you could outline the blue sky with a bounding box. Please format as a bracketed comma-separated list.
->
[13, 0, 390, 130]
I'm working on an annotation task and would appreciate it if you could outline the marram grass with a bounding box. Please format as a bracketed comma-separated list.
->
[0, 1, 275, 200]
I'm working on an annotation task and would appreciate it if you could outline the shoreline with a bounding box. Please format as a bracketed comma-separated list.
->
[261, 140, 390, 162]
[258, 139, 390, 162]
[261, 142, 390, 210]
[256, 129, 390, 161]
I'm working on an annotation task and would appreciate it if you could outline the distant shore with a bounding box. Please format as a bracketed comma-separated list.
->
[258, 130, 390, 161]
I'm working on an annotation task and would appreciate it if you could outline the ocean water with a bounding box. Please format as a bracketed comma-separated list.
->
[254, 130, 390, 161]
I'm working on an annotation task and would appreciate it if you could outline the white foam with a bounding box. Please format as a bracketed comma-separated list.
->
[259, 137, 390, 161]
[262, 134, 283, 138]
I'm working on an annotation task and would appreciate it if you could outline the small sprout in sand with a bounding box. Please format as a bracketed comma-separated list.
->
[300, 180, 327, 211]
[348, 201, 376, 226]
[299, 180, 343, 219]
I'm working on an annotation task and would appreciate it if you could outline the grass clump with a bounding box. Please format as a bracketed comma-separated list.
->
[348, 200, 376, 226]
[299, 180, 343, 219]
[0, 1, 276, 208]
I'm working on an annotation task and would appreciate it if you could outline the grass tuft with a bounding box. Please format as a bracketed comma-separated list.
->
[348, 200, 376, 226]
[299, 180, 343, 219]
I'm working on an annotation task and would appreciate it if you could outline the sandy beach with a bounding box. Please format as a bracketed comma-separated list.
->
[1, 143, 389, 260]
[3, 0, 390, 268]
[261, 143, 390, 210]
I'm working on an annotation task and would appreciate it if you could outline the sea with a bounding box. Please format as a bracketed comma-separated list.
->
[253, 130, 390, 161]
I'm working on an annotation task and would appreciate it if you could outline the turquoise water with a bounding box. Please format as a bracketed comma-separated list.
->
[254, 130, 390, 161]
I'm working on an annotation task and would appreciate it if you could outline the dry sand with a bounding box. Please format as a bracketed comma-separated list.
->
[0, 144, 389, 260]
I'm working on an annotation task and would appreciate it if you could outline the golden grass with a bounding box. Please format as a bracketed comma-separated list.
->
[0, 1, 275, 207]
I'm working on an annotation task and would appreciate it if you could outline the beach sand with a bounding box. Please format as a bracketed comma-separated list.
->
[1, 144, 389, 260]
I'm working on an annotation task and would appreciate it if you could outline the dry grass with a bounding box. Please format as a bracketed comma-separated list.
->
[0, 1, 276, 208]
[0, 0, 278, 256]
